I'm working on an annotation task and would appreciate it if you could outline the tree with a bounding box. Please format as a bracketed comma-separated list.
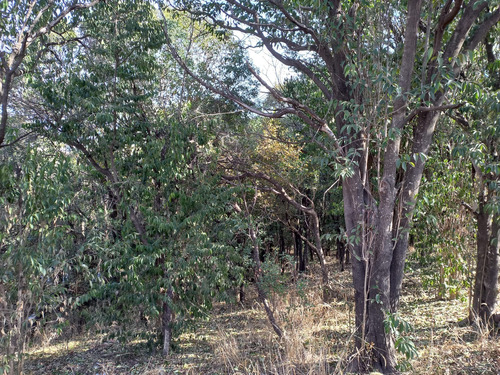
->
[451, 35, 499, 327]
[220, 124, 331, 299]
[0, 0, 101, 148]
[0, 142, 87, 375]
[161, 1, 500, 372]
[25, 0, 250, 355]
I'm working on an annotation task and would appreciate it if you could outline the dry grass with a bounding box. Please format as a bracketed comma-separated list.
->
[21, 260, 499, 374]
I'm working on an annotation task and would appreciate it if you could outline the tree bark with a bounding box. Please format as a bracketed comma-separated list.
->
[162, 286, 174, 356]
[294, 224, 306, 273]
[470, 192, 499, 326]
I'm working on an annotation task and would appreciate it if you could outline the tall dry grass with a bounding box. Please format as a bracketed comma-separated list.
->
[212, 277, 355, 374]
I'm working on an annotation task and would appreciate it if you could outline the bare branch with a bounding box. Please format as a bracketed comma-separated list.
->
[447, 112, 470, 128]
[403, 102, 465, 125]
[432, 0, 463, 58]
[159, 11, 297, 120]
[68, 140, 113, 181]
[281, 218, 318, 252]
[0, 0, 102, 147]
[0, 130, 36, 149]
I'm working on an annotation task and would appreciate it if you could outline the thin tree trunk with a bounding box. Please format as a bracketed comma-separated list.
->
[471, 195, 499, 325]
[162, 287, 174, 356]
[279, 222, 285, 274]
[248, 224, 283, 338]
[294, 227, 305, 273]
[0, 71, 14, 147]
[239, 284, 245, 304]
[390, 109, 441, 311]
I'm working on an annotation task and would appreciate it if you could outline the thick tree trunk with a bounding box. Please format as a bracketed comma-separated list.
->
[345, 178, 398, 373]
[346, 2, 422, 372]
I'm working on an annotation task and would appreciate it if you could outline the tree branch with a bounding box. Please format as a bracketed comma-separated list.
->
[0, 130, 36, 149]
[68, 140, 113, 181]
[461, 201, 478, 217]
[465, 6, 500, 52]
[159, 10, 296, 120]
[403, 102, 465, 125]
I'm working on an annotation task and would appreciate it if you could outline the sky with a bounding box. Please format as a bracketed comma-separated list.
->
[232, 31, 294, 104]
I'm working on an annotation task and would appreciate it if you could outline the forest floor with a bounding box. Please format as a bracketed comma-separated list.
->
[23, 258, 500, 375]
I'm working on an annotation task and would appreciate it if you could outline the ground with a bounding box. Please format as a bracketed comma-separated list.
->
[23, 259, 500, 374]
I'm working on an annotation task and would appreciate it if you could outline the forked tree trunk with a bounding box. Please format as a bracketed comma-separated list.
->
[344, 2, 422, 372]
[344, 175, 400, 373]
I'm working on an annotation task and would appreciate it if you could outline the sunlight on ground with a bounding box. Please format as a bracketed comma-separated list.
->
[23, 265, 500, 375]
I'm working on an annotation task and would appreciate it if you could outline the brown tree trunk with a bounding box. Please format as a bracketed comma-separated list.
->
[278, 223, 285, 274]
[346, 2, 422, 372]
[248, 224, 283, 338]
[294, 226, 306, 273]
[470, 194, 499, 326]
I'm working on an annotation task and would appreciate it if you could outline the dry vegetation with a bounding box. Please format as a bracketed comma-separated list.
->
[23, 259, 500, 375]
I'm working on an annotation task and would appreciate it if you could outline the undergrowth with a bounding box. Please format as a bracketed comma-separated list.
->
[21, 260, 500, 374]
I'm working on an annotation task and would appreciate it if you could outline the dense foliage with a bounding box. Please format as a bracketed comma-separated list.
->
[0, 1, 498, 374]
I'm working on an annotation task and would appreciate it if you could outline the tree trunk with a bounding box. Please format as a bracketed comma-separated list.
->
[294, 224, 306, 273]
[346, 2, 422, 372]
[309, 210, 329, 292]
[278, 223, 285, 274]
[337, 237, 346, 271]
[344, 176, 399, 373]
[162, 287, 174, 356]
[238, 284, 245, 304]
[249, 224, 283, 338]
[470, 195, 499, 326]
[390, 109, 441, 311]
